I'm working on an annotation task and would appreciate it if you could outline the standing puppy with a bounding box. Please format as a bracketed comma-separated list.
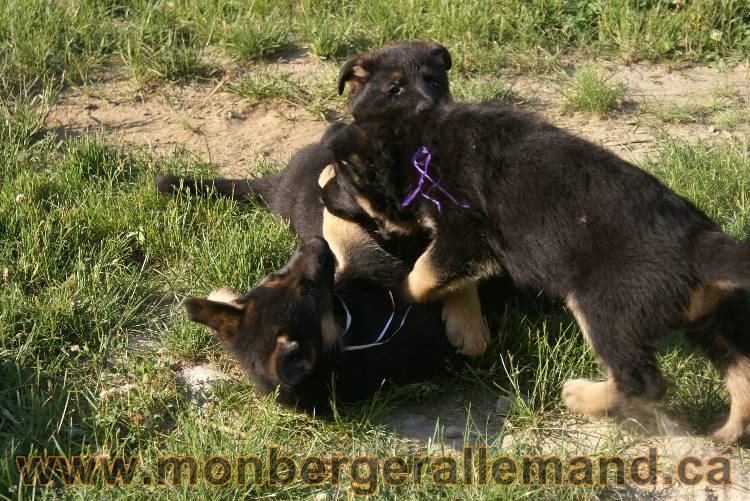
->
[154, 41, 452, 242]
[320, 103, 750, 443]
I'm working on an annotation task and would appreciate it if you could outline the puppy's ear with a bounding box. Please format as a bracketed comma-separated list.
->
[427, 43, 452, 71]
[338, 54, 373, 95]
[182, 297, 245, 342]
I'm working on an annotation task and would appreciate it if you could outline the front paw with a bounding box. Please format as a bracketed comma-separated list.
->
[402, 271, 438, 303]
[442, 302, 489, 358]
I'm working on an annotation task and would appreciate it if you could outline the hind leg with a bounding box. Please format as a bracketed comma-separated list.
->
[686, 290, 750, 444]
[562, 294, 665, 418]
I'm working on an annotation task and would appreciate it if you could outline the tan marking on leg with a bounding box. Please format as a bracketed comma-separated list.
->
[564, 293, 634, 418]
[684, 284, 733, 322]
[322, 208, 370, 276]
[566, 294, 594, 349]
[441, 284, 489, 357]
[712, 356, 750, 444]
[318, 164, 336, 188]
[561, 379, 628, 419]
[403, 243, 441, 302]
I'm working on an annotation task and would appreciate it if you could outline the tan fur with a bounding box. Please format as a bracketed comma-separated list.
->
[354, 195, 415, 236]
[561, 379, 628, 418]
[344, 80, 361, 94]
[352, 65, 369, 78]
[684, 283, 733, 322]
[566, 294, 594, 348]
[403, 243, 442, 302]
[182, 297, 247, 343]
[318, 164, 336, 188]
[207, 287, 240, 304]
[322, 208, 371, 275]
[563, 294, 628, 417]
[320, 309, 339, 351]
[710, 339, 750, 443]
[266, 335, 291, 383]
[441, 284, 489, 357]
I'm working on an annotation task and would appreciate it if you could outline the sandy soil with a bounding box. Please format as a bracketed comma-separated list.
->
[48, 62, 749, 177]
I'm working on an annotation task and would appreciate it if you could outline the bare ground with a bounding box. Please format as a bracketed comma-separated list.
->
[48, 61, 750, 176]
[59, 59, 750, 498]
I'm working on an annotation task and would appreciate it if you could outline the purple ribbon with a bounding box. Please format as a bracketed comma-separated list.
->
[401, 146, 469, 213]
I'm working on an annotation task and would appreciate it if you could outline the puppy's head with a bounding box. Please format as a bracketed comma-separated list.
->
[320, 123, 419, 239]
[338, 41, 452, 121]
[182, 238, 338, 401]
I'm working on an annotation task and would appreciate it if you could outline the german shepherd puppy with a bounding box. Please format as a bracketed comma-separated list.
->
[156, 42, 493, 356]
[319, 103, 750, 443]
[153, 41, 453, 243]
[181, 238, 467, 412]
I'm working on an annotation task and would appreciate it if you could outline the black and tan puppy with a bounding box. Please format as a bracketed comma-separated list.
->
[182, 238, 467, 412]
[154, 41, 453, 243]
[320, 103, 750, 443]
[156, 42, 492, 356]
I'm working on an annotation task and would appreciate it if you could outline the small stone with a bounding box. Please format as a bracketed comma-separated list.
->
[708, 125, 717, 133]
[501, 434, 515, 450]
[15, 194, 26, 203]
[496, 396, 514, 415]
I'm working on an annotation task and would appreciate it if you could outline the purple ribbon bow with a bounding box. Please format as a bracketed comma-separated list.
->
[401, 146, 469, 213]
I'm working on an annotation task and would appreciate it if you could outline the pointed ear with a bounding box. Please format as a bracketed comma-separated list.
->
[182, 297, 245, 341]
[338, 54, 373, 95]
[427, 43, 452, 71]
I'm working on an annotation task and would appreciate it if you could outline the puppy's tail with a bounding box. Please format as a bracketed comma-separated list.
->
[153, 174, 280, 207]
[699, 231, 750, 289]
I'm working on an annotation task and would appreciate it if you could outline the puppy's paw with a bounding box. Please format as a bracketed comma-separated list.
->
[441, 299, 489, 358]
[709, 413, 748, 444]
[561, 379, 616, 419]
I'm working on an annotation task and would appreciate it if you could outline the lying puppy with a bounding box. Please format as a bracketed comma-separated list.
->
[182, 238, 466, 412]
[320, 103, 750, 443]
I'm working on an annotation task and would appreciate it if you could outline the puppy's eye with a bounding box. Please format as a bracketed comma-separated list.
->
[387, 84, 402, 96]
[424, 76, 440, 88]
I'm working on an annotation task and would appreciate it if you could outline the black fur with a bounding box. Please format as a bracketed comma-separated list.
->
[321, 102, 750, 441]
[154, 41, 454, 242]
[183, 238, 468, 412]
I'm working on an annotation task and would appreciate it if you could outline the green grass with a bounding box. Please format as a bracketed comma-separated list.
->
[2, 0, 748, 95]
[2, 84, 749, 497]
[452, 76, 524, 104]
[650, 85, 749, 130]
[562, 67, 625, 117]
[226, 68, 344, 119]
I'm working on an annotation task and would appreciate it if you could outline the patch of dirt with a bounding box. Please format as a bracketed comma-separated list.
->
[376, 390, 512, 452]
[48, 79, 329, 177]
[509, 62, 750, 162]
[47, 62, 750, 179]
